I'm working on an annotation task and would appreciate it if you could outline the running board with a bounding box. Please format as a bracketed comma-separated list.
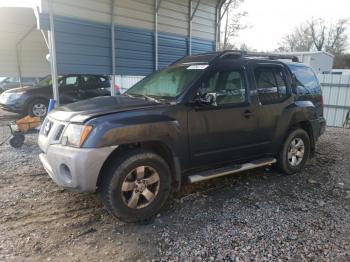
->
[187, 157, 277, 184]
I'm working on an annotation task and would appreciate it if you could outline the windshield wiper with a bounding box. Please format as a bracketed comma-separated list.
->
[123, 93, 135, 98]
[125, 93, 167, 104]
[140, 94, 161, 103]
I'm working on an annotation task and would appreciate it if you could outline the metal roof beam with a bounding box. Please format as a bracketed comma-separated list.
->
[15, 25, 36, 86]
[219, 0, 233, 21]
[190, 0, 201, 21]
[156, 0, 162, 13]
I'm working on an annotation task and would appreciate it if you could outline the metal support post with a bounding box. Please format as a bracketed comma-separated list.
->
[111, 0, 116, 96]
[154, 0, 162, 71]
[48, 0, 59, 105]
[188, 0, 201, 55]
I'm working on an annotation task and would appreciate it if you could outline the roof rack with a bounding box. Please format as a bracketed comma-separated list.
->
[218, 50, 299, 62]
[171, 50, 299, 67]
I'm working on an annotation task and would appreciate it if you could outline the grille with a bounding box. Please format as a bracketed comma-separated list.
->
[54, 125, 65, 141]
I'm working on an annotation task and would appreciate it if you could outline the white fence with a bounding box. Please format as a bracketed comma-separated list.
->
[115, 75, 144, 94]
[318, 73, 350, 127]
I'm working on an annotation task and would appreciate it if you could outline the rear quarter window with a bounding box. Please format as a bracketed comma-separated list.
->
[289, 65, 321, 95]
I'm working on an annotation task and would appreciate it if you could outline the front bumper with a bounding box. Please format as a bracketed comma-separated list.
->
[0, 102, 25, 113]
[39, 143, 117, 192]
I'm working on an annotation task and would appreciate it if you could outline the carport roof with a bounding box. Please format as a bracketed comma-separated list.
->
[0, 5, 50, 77]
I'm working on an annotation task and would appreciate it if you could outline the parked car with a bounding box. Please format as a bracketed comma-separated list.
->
[0, 76, 40, 93]
[38, 51, 326, 222]
[0, 74, 111, 117]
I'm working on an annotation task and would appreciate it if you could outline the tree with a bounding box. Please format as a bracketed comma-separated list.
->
[220, 0, 248, 50]
[276, 24, 313, 52]
[278, 18, 349, 55]
[333, 54, 350, 69]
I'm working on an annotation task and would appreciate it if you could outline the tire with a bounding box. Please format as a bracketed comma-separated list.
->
[9, 133, 25, 148]
[277, 128, 310, 175]
[99, 149, 172, 222]
[27, 99, 48, 117]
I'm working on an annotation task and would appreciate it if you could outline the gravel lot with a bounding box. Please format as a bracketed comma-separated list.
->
[0, 109, 349, 261]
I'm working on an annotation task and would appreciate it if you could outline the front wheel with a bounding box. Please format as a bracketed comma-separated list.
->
[277, 128, 310, 175]
[27, 99, 48, 117]
[99, 149, 172, 222]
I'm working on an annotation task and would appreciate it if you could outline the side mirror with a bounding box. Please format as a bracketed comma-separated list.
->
[194, 92, 217, 107]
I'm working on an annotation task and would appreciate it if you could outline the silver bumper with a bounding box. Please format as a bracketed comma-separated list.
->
[39, 144, 117, 192]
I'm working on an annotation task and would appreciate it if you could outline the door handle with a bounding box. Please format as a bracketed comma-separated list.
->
[242, 110, 255, 118]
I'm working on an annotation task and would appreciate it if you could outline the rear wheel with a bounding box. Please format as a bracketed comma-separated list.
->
[27, 99, 48, 117]
[277, 128, 310, 174]
[99, 149, 171, 222]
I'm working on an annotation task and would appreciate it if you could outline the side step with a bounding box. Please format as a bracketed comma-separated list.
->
[187, 157, 277, 184]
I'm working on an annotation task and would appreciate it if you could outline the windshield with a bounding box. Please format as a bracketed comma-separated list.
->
[126, 65, 206, 99]
[37, 75, 53, 87]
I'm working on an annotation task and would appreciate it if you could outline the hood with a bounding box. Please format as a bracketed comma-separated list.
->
[4, 85, 47, 93]
[49, 95, 159, 123]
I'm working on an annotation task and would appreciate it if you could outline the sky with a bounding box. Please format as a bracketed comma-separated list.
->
[232, 0, 350, 52]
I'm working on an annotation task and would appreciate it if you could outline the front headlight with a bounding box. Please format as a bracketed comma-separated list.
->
[61, 124, 93, 148]
[0, 92, 25, 103]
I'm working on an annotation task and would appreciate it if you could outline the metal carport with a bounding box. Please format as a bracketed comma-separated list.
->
[0, 0, 230, 105]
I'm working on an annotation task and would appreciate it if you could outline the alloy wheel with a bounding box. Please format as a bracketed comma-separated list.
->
[287, 137, 305, 166]
[32, 103, 47, 117]
[121, 166, 160, 209]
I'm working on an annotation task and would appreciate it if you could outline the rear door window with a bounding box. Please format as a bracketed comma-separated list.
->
[59, 76, 79, 88]
[82, 76, 102, 89]
[199, 69, 247, 105]
[289, 65, 320, 94]
[254, 66, 289, 105]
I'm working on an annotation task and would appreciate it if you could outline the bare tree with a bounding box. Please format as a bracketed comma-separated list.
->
[220, 0, 248, 50]
[333, 53, 350, 69]
[277, 24, 313, 52]
[325, 19, 349, 54]
[278, 18, 349, 55]
[309, 18, 327, 51]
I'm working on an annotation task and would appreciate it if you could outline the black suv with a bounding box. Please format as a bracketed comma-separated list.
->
[0, 74, 110, 117]
[38, 51, 326, 222]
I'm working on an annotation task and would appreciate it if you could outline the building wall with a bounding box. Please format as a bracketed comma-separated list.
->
[40, 0, 218, 76]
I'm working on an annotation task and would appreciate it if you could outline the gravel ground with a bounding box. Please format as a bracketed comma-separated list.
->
[0, 109, 349, 261]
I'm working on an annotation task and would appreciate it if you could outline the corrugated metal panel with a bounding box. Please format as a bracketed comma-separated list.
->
[54, 16, 112, 75]
[158, 33, 187, 69]
[192, 0, 216, 40]
[114, 0, 154, 31]
[157, 0, 216, 41]
[115, 26, 154, 75]
[318, 73, 350, 127]
[42, 0, 218, 41]
[41, 0, 111, 24]
[158, 0, 188, 37]
[192, 37, 215, 54]
[53, 15, 214, 75]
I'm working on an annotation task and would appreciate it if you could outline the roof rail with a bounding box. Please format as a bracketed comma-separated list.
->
[219, 50, 299, 62]
[171, 50, 299, 67]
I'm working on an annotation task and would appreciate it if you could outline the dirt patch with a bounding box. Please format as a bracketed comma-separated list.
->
[0, 110, 349, 261]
